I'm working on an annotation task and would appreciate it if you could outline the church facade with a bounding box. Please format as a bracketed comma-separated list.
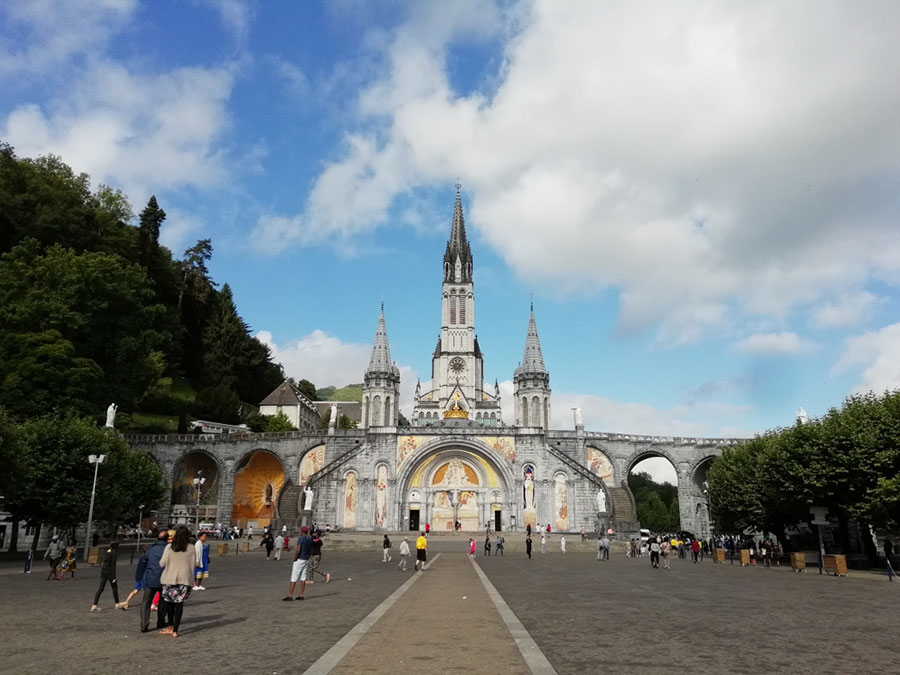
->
[128, 190, 743, 537]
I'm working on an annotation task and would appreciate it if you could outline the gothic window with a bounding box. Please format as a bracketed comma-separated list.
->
[449, 295, 457, 324]
[531, 396, 541, 427]
[384, 396, 392, 425]
[459, 294, 466, 324]
[372, 395, 382, 426]
[521, 397, 529, 426]
[543, 399, 550, 430]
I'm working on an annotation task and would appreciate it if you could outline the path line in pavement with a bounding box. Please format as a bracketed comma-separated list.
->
[302, 552, 442, 675]
[470, 558, 558, 675]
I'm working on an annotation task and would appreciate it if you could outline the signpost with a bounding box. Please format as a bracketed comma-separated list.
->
[810, 506, 829, 575]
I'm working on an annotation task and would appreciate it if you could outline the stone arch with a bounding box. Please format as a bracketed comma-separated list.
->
[231, 449, 286, 530]
[168, 449, 223, 525]
[626, 448, 681, 534]
[297, 444, 326, 486]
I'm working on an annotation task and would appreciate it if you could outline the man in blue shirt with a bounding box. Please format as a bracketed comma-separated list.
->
[136, 530, 169, 632]
[283, 525, 313, 601]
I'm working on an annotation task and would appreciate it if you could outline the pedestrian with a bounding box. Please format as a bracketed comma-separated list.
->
[526, 523, 532, 537]
[560, 536, 566, 554]
[495, 535, 504, 556]
[425, 522, 430, 535]
[91, 540, 126, 611]
[383, 534, 392, 562]
[540, 534, 546, 554]
[274, 532, 285, 560]
[649, 539, 660, 569]
[283, 525, 314, 601]
[661, 540, 670, 569]
[546, 524, 551, 539]
[247, 526, 253, 542]
[60, 539, 77, 580]
[761, 540, 769, 568]
[44, 535, 64, 581]
[526, 534, 533, 559]
[484, 536, 492, 556]
[193, 531, 209, 590]
[468, 538, 476, 558]
[415, 531, 428, 571]
[307, 529, 331, 584]
[601, 534, 611, 560]
[580, 526, 586, 542]
[137, 530, 170, 633]
[262, 531, 275, 559]
[597, 537, 603, 561]
[123, 544, 148, 609]
[398, 537, 410, 571]
[629, 538, 636, 558]
[158, 526, 196, 638]
[691, 539, 700, 563]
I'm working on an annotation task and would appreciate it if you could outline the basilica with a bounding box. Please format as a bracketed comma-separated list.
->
[130, 190, 740, 537]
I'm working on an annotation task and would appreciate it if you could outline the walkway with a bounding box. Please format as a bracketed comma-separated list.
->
[305, 552, 555, 675]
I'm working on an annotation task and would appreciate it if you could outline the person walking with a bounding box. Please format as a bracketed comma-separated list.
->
[137, 530, 170, 633]
[649, 539, 661, 569]
[601, 534, 611, 560]
[495, 535, 504, 556]
[398, 537, 410, 571]
[526, 534, 533, 559]
[382, 534, 392, 562]
[91, 540, 126, 611]
[60, 539, 78, 580]
[415, 532, 428, 571]
[540, 534, 546, 554]
[307, 530, 331, 584]
[44, 535, 64, 581]
[660, 540, 670, 569]
[262, 531, 275, 560]
[691, 539, 700, 563]
[526, 523, 532, 537]
[283, 526, 314, 601]
[193, 531, 209, 590]
[484, 536, 492, 556]
[274, 532, 285, 560]
[123, 544, 147, 609]
[560, 536, 567, 554]
[158, 526, 195, 638]
[597, 537, 603, 561]
[468, 538, 477, 558]
[581, 526, 586, 542]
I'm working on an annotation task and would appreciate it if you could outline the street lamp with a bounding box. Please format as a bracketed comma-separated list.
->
[137, 504, 144, 555]
[84, 454, 106, 561]
[193, 471, 206, 533]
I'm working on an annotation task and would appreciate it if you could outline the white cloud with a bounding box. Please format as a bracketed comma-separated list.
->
[256, 2, 900, 345]
[833, 323, 900, 394]
[201, 0, 253, 43]
[733, 332, 815, 356]
[811, 292, 878, 329]
[159, 208, 204, 254]
[256, 329, 419, 416]
[0, 0, 136, 77]
[2, 61, 235, 204]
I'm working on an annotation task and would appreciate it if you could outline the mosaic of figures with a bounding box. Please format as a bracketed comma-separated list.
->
[232, 451, 283, 529]
[554, 474, 569, 531]
[430, 458, 481, 531]
[586, 446, 615, 486]
[298, 444, 325, 486]
[375, 464, 389, 528]
[396, 436, 517, 469]
[523, 466, 537, 529]
[343, 472, 357, 529]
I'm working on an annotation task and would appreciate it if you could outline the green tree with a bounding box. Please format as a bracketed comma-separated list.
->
[296, 379, 318, 401]
[628, 471, 679, 532]
[137, 196, 165, 267]
[263, 411, 295, 432]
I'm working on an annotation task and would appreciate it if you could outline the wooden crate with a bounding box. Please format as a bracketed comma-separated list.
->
[87, 546, 101, 565]
[823, 554, 848, 576]
[713, 549, 726, 563]
[240, 541, 250, 553]
[739, 549, 750, 566]
[216, 543, 229, 556]
[790, 552, 806, 572]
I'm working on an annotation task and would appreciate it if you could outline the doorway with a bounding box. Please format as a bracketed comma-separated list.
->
[409, 509, 420, 531]
[494, 510, 502, 532]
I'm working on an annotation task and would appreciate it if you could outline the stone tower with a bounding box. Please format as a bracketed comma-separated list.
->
[361, 304, 400, 428]
[412, 186, 502, 426]
[513, 305, 551, 429]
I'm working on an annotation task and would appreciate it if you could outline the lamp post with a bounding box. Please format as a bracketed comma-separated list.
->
[193, 471, 206, 533]
[136, 504, 144, 555]
[84, 454, 106, 561]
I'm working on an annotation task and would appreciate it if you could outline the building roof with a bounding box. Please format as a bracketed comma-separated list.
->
[312, 400, 362, 424]
[259, 380, 319, 413]
[443, 186, 473, 282]
[366, 304, 398, 376]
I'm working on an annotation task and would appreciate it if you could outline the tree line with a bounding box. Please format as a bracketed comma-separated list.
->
[707, 390, 900, 555]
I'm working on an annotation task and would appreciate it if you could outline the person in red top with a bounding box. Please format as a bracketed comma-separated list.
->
[691, 539, 701, 563]
[425, 523, 430, 534]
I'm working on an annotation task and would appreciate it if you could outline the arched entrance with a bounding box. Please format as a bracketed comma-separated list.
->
[170, 451, 221, 527]
[691, 457, 717, 539]
[397, 441, 514, 533]
[628, 452, 680, 533]
[232, 450, 285, 529]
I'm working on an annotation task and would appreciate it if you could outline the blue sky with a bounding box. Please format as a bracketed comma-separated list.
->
[3, 2, 900, 473]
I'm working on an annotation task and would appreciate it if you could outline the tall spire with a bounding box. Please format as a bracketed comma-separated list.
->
[519, 305, 547, 375]
[366, 304, 393, 373]
[444, 185, 473, 282]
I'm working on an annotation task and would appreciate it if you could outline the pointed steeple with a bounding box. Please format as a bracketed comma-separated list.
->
[366, 303, 393, 373]
[444, 184, 473, 282]
[518, 305, 547, 375]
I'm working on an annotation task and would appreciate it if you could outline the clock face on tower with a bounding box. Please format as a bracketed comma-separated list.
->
[449, 357, 466, 374]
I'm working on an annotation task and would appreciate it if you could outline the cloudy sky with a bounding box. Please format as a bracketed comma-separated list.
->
[3, 1, 900, 479]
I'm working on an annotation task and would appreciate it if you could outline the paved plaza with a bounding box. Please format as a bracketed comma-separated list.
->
[0, 542, 897, 674]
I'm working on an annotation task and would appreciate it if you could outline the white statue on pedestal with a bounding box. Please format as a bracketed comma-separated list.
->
[303, 487, 314, 511]
[573, 406, 584, 429]
[329, 403, 338, 429]
[596, 489, 607, 513]
[796, 407, 808, 425]
[105, 403, 117, 429]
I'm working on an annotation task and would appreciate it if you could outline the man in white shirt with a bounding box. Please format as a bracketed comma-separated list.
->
[274, 533, 285, 560]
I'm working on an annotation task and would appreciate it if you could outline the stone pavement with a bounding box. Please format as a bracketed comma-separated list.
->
[1, 543, 898, 674]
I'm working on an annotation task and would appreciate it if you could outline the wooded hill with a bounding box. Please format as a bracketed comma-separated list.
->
[0, 144, 285, 432]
